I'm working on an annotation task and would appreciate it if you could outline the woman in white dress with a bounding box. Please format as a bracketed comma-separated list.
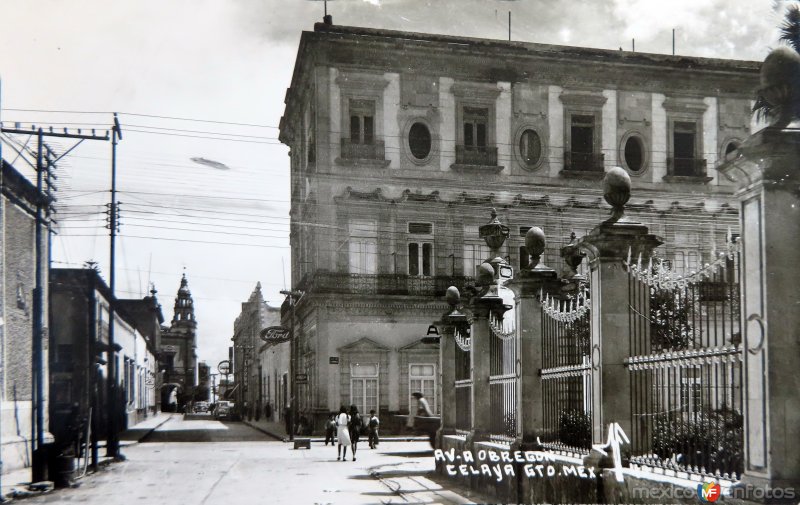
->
[336, 405, 351, 461]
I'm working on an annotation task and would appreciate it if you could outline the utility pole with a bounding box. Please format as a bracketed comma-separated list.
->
[31, 128, 45, 481]
[0, 121, 110, 475]
[106, 113, 122, 459]
[280, 289, 303, 441]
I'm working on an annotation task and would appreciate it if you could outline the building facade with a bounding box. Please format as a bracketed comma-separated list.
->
[0, 160, 51, 473]
[278, 21, 760, 431]
[159, 274, 198, 412]
[231, 283, 282, 421]
[49, 268, 158, 457]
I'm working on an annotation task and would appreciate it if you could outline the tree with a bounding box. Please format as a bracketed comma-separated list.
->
[649, 262, 694, 351]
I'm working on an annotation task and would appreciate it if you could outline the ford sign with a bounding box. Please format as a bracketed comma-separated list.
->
[261, 326, 291, 343]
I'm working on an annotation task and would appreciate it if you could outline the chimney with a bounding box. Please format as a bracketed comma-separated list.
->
[323, 14, 333, 25]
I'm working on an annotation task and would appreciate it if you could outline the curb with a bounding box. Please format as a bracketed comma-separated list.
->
[241, 420, 430, 444]
[122, 413, 176, 445]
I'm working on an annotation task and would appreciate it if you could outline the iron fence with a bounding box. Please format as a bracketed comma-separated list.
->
[626, 242, 743, 479]
[539, 289, 592, 452]
[454, 328, 472, 434]
[488, 311, 517, 443]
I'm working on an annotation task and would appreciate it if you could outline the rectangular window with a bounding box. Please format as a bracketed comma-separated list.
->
[463, 107, 488, 149]
[463, 225, 491, 276]
[351, 363, 379, 415]
[348, 220, 377, 274]
[409, 363, 437, 414]
[681, 367, 702, 414]
[571, 115, 594, 155]
[408, 222, 433, 276]
[408, 242, 433, 276]
[349, 99, 375, 145]
[672, 121, 698, 176]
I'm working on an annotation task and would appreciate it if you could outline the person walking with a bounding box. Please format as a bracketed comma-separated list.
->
[324, 413, 336, 446]
[335, 406, 351, 461]
[368, 410, 380, 449]
[348, 405, 363, 461]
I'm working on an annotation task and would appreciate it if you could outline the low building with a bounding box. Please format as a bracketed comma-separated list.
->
[49, 268, 158, 456]
[0, 159, 51, 473]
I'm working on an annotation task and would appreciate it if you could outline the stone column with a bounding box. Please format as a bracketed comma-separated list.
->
[508, 227, 561, 448]
[469, 309, 492, 439]
[438, 322, 457, 436]
[576, 168, 661, 444]
[719, 124, 800, 490]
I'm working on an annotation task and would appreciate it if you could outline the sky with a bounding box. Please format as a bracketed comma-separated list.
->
[0, 0, 790, 369]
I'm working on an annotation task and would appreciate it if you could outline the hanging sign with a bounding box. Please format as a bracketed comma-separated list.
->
[329, 356, 339, 364]
[260, 326, 291, 343]
[217, 360, 231, 375]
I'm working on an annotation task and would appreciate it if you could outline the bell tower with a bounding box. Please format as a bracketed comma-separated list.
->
[172, 273, 197, 331]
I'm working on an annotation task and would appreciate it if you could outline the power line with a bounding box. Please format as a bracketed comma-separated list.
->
[3, 108, 279, 128]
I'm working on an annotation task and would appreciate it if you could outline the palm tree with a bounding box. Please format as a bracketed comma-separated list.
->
[753, 3, 800, 122]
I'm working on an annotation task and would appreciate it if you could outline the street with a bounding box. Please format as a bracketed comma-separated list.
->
[23, 417, 480, 505]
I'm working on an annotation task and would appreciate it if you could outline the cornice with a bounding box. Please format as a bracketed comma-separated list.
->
[662, 96, 708, 115]
[451, 82, 502, 101]
[559, 91, 608, 108]
[330, 186, 738, 215]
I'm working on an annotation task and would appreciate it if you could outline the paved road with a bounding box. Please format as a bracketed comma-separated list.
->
[23, 416, 480, 505]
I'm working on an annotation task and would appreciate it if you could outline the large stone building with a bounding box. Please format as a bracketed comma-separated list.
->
[278, 20, 760, 431]
[231, 283, 282, 421]
[159, 274, 198, 412]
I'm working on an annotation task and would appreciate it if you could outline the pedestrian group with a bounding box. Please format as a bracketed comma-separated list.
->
[326, 405, 380, 461]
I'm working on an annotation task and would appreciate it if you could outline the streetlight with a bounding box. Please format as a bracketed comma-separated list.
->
[280, 289, 303, 441]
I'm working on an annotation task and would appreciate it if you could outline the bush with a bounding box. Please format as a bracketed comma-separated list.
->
[558, 409, 591, 449]
[651, 407, 743, 475]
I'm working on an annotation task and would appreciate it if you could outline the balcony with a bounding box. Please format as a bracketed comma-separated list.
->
[664, 157, 712, 183]
[451, 145, 502, 173]
[282, 272, 475, 317]
[562, 152, 605, 176]
[336, 139, 389, 167]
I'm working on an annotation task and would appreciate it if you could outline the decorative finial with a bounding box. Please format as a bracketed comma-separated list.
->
[445, 286, 461, 307]
[524, 227, 546, 269]
[756, 46, 800, 127]
[479, 208, 510, 253]
[603, 167, 631, 223]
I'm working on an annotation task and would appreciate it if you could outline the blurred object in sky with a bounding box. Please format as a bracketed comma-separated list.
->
[191, 157, 230, 170]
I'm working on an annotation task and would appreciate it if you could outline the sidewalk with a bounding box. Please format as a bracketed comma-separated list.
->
[0, 412, 176, 500]
[242, 416, 430, 443]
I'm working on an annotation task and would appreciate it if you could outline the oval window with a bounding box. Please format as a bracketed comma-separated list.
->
[725, 141, 740, 155]
[624, 136, 644, 173]
[408, 122, 432, 160]
[519, 129, 542, 167]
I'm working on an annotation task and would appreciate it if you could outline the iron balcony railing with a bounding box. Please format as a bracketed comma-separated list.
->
[667, 157, 708, 177]
[455, 145, 498, 166]
[282, 272, 475, 317]
[564, 151, 605, 172]
[340, 138, 386, 161]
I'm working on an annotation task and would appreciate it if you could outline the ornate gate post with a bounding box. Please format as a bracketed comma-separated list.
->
[718, 47, 800, 491]
[508, 227, 561, 448]
[469, 209, 514, 441]
[575, 168, 661, 444]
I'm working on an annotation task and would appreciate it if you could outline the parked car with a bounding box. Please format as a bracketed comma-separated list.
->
[194, 401, 209, 413]
[215, 401, 231, 420]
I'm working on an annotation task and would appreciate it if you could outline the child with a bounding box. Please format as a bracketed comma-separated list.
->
[368, 410, 380, 449]
[324, 414, 336, 446]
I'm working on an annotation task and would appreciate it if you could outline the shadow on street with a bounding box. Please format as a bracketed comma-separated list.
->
[141, 420, 278, 443]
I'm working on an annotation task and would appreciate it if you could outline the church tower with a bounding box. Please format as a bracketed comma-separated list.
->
[171, 273, 197, 332]
[159, 273, 199, 411]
